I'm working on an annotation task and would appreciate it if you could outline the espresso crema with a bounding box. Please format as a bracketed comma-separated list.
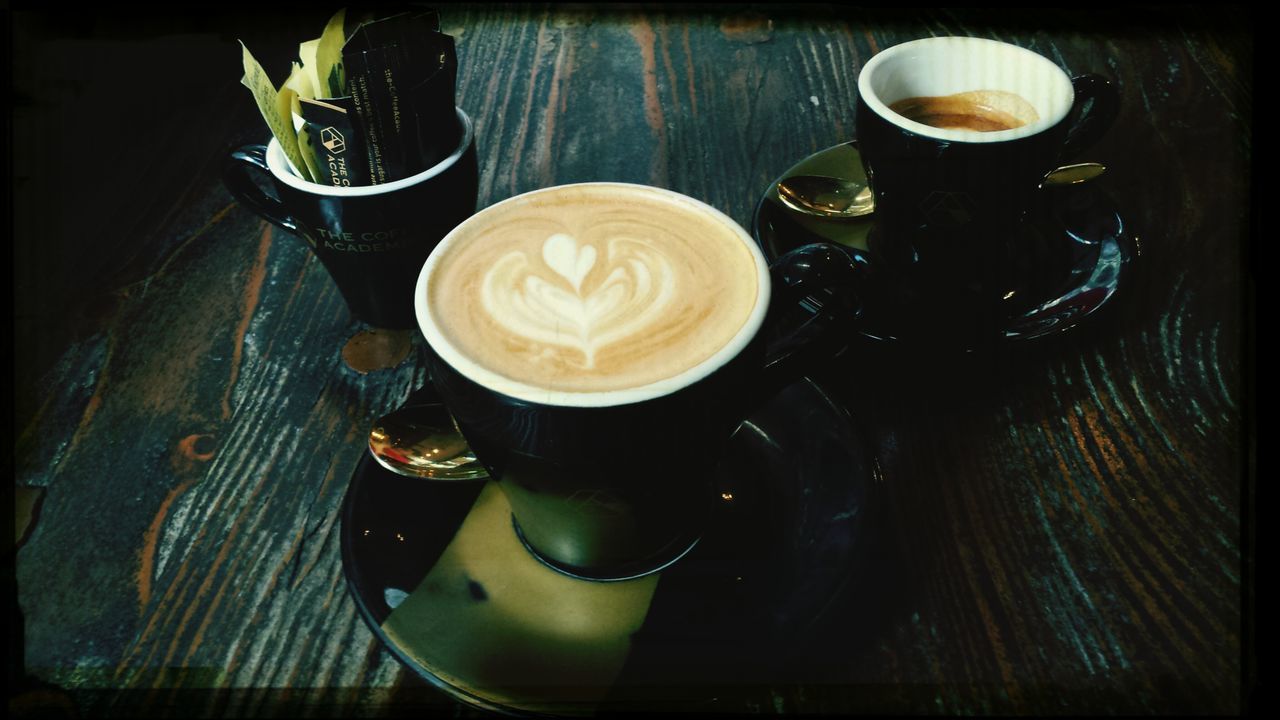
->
[889, 89, 1039, 132]
[422, 184, 764, 399]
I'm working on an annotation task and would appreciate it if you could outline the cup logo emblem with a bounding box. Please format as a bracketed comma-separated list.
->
[481, 232, 675, 369]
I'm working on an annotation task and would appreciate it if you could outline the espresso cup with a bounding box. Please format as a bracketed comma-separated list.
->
[415, 182, 859, 581]
[223, 107, 478, 329]
[855, 37, 1118, 341]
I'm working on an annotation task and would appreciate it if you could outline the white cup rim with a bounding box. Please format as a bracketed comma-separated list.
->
[858, 36, 1075, 144]
[415, 182, 773, 408]
[264, 106, 474, 196]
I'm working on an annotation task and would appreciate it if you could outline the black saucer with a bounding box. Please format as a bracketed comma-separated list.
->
[340, 377, 878, 715]
[754, 141, 1138, 348]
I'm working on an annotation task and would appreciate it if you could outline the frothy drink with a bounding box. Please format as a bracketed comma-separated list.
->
[420, 183, 766, 402]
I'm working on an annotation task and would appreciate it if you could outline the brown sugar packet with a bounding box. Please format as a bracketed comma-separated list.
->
[298, 97, 369, 187]
[267, 6, 459, 185]
[343, 43, 406, 184]
[401, 17, 459, 172]
[341, 8, 459, 179]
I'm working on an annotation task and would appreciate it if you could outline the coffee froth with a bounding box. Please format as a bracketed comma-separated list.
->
[422, 184, 764, 399]
[482, 231, 678, 370]
[889, 90, 1039, 132]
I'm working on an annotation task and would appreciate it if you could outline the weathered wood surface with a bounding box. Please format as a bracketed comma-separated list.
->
[12, 5, 1252, 717]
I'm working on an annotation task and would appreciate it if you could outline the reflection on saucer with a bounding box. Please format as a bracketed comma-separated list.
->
[341, 378, 877, 715]
[378, 481, 655, 712]
[382, 482, 657, 715]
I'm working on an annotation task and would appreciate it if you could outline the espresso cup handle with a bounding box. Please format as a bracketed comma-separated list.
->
[760, 243, 866, 386]
[223, 145, 299, 234]
[1062, 74, 1120, 159]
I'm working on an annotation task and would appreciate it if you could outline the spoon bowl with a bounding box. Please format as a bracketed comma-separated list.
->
[776, 162, 1106, 220]
[369, 402, 488, 480]
[776, 175, 874, 218]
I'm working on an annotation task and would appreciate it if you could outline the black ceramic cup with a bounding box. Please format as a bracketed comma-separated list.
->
[854, 37, 1118, 342]
[414, 183, 860, 581]
[223, 107, 478, 328]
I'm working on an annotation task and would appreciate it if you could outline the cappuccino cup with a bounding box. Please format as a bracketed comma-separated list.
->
[416, 182, 859, 580]
[223, 107, 478, 329]
[855, 37, 1119, 342]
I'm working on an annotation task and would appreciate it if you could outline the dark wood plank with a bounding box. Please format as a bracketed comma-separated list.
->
[12, 4, 1252, 717]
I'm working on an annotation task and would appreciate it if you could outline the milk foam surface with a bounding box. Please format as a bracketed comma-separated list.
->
[424, 185, 762, 397]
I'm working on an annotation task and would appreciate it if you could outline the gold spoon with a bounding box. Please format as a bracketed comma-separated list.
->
[775, 162, 1107, 219]
[368, 403, 488, 480]
[1037, 162, 1109, 188]
[776, 175, 875, 219]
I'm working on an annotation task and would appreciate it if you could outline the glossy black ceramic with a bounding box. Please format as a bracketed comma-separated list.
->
[856, 69, 1118, 342]
[423, 243, 860, 581]
[340, 376, 880, 715]
[754, 141, 1138, 350]
[223, 107, 478, 328]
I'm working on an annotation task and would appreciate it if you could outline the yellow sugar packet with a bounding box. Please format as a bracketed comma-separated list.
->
[283, 60, 315, 115]
[314, 8, 347, 98]
[283, 61, 323, 182]
[239, 41, 313, 182]
[298, 38, 322, 96]
[296, 126, 323, 185]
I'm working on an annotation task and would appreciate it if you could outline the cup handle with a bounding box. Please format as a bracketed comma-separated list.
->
[223, 145, 299, 233]
[1062, 74, 1120, 158]
[760, 243, 867, 385]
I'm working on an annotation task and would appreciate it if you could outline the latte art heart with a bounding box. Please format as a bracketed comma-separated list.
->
[482, 234, 675, 369]
[542, 233, 596, 292]
[423, 183, 762, 396]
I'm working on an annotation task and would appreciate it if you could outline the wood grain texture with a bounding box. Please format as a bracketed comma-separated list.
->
[12, 4, 1251, 717]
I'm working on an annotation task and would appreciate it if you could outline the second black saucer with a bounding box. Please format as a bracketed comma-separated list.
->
[340, 376, 880, 715]
[754, 142, 1139, 350]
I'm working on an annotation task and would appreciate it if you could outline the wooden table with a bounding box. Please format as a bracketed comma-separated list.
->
[12, 5, 1252, 717]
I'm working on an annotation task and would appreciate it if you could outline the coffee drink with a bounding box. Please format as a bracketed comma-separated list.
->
[416, 182, 857, 578]
[889, 90, 1038, 132]
[856, 36, 1119, 345]
[422, 183, 765, 399]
